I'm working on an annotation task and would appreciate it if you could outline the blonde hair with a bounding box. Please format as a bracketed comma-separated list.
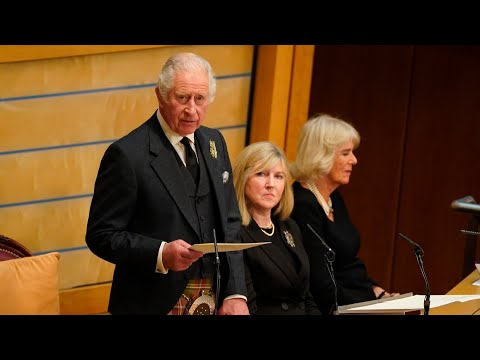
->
[290, 114, 360, 182]
[233, 141, 294, 226]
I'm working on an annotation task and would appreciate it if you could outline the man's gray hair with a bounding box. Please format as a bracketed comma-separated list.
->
[157, 52, 216, 103]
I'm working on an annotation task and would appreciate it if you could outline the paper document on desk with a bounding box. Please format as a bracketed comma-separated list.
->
[342, 294, 480, 312]
[191, 242, 271, 254]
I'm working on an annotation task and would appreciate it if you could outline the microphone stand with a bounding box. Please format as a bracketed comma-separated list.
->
[307, 224, 338, 315]
[399, 233, 430, 315]
[212, 229, 221, 315]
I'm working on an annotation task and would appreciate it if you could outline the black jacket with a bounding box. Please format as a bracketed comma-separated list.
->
[239, 217, 321, 315]
[86, 112, 246, 314]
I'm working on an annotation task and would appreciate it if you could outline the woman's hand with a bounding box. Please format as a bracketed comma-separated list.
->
[373, 285, 400, 299]
[381, 291, 401, 299]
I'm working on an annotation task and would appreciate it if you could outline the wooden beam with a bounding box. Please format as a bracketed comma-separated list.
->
[285, 45, 315, 161]
[249, 45, 294, 148]
[249, 45, 315, 159]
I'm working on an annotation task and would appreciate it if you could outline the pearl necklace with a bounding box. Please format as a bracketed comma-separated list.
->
[305, 181, 333, 217]
[260, 221, 275, 237]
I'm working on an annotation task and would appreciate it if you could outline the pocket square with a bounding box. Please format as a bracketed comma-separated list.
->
[222, 171, 229, 184]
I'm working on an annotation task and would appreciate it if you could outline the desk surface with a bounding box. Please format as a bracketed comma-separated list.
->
[428, 269, 480, 315]
[446, 269, 480, 295]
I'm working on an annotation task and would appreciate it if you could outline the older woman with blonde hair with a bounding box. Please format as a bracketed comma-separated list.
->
[290, 114, 398, 315]
[233, 141, 320, 315]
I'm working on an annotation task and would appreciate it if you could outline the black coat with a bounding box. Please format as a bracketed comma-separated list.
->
[291, 181, 377, 315]
[86, 112, 246, 314]
[239, 217, 321, 315]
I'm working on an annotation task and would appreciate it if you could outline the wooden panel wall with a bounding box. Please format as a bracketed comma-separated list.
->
[394, 46, 480, 294]
[308, 45, 480, 295]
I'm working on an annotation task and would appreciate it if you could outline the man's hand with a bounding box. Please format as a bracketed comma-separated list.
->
[218, 298, 250, 315]
[162, 240, 203, 271]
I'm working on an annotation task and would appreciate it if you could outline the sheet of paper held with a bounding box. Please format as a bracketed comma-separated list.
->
[190, 242, 271, 254]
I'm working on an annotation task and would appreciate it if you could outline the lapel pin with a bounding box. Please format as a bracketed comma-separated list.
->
[284, 230, 295, 247]
[209, 140, 217, 159]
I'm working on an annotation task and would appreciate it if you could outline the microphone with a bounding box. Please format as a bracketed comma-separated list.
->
[399, 233, 430, 315]
[307, 224, 338, 315]
[212, 229, 221, 315]
[307, 223, 335, 262]
[451, 195, 480, 218]
[461, 229, 480, 236]
[399, 232, 424, 257]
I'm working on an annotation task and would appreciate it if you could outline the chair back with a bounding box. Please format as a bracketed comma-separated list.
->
[0, 234, 33, 261]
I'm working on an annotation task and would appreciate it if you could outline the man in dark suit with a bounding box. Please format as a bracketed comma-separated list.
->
[86, 52, 249, 315]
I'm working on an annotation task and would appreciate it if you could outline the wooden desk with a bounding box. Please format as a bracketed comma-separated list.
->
[428, 269, 480, 315]
[446, 269, 480, 295]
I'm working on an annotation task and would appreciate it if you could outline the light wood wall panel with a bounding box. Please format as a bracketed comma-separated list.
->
[0, 145, 107, 205]
[1, 75, 250, 153]
[220, 127, 248, 165]
[0, 198, 92, 253]
[0, 45, 170, 63]
[57, 250, 114, 289]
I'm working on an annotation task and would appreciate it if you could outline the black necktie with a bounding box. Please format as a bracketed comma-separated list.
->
[180, 137, 199, 186]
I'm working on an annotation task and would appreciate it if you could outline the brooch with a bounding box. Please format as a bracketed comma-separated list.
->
[222, 171, 229, 184]
[209, 140, 217, 159]
[283, 230, 295, 247]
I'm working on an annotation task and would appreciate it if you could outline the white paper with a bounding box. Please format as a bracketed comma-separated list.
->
[190, 242, 271, 254]
[343, 294, 480, 312]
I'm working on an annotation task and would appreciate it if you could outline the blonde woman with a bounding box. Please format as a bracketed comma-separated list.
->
[290, 114, 398, 315]
[233, 141, 320, 315]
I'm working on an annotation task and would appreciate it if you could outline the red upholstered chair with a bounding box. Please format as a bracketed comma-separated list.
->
[0, 234, 33, 261]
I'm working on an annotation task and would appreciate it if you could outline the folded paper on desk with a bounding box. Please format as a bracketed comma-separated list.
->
[337, 293, 480, 314]
[190, 242, 271, 254]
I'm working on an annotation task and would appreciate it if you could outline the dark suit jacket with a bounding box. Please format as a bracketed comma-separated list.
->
[86, 112, 246, 314]
[291, 181, 377, 315]
[239, 217, 321, 315]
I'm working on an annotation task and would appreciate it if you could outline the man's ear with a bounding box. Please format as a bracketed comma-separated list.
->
[155, 86, 164, 108]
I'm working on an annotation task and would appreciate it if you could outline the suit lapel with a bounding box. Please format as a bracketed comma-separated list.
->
[244, 222, 299, 286]
[277, 221, 308, 282]
[196, 130, 226, 221]
[147, 118, 199, 236]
